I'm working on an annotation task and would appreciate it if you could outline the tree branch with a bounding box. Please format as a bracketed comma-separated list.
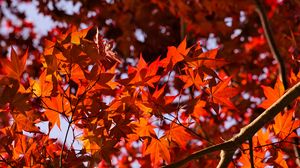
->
[217, 150, 235, 168]
[163, 140, 236, 168]
[164, 81, 300, 168]
[254, 0, 288, 89]
[249, 138, 255, 168]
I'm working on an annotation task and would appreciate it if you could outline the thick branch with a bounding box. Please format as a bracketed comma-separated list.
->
[165, 82, 300, 168]
[217, 150, 235, 168]
[163, 140, 236, 168]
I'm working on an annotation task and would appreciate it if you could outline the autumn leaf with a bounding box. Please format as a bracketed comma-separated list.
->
[238, 150, 266, 168]
[30, 70, 53, 97]
[141, 84, 177, 116]
[110, 115, 134, 139]
[122, 55, 161, 88]
[80, 129, 101, 154]
[272, 150, 288, 168]
[1, 48, 28, 80]
[184, 46, 227, 69]
[134, 118, 156, 138]
[207, 77, 239, 111]
[189, 99, 210, 119]
[273, 110, 300, 139]
[1, 7, 300, 167]
[12, 113, 40, 133]
[160, 38, 191, 70]
[144, 137, 171, 166]
[253, 129, 271, 147]
[42, 94, 71, 129]
[13, 134, 39, 165]
[177, 68, 206, 90]
[71, 26, 92, 45]
[259, 78, 285, 109]
[164, 121, 192, 149]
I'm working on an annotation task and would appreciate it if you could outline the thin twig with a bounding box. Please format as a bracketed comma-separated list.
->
[249, 138, 255, 168]
[163, 115, 213, 144]
[59, 72, 102, 167]
[0, 154, 14, 167]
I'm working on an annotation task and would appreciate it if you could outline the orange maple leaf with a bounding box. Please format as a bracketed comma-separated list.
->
[259, 78, 285, 109]
[160, 37, 191, 70]
[207, 77, 239, 110]
[144, 137, 171, 166]
[71, 26, 91, 45]
[164, 121, 192, 149]
[30, 70, 53, 97]
[12, 113, 40, 133]
[142, 84, 177, 116]
[238, 149, 265, 168]
[185, 45, 227, 69]
[177, 68, 206, 90]
[1, 48, 28, 80]
[273, 150, 288, 168]
[124, 55, 161, 88]
[134, 118, 156, 138]
[273, 110, 300, 139]
[43, 94, 71, 129]
[253, 129, 271, 147]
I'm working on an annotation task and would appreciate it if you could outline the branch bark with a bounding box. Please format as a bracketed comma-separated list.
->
[254, 0, 288, 89]
[164, 81, 300, 168]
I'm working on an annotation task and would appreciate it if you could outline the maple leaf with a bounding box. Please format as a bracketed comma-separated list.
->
[1, 48, 28, 80]
[144, 137, 171, 166]
[134, 118, 156, 138]
[12, 113, 40, 133]
[184, 46, 227, 69]
[188, 99, 210, 119]
[259, 78, 285, 109]
[44, 39, 56, 56]
[272, 150, 288, 168]
[122, 55, 161, 88]
[110, 115, 134, 139]
[177, 68, 206, 90]
[42, 94, 71, 129]
[30, 70, 53, 97]
[238, 149, 266, 168]
[253, 129, 271, 147]
[164, 121, 192, 149]
[207, 77, 239, 111]
[95, 72, 118, 90]
[10, 92, 32, 112]
[81, 129, 118, 164]
[41, 54, 58, 75]
[160, 38, 191, 70]
[71, 26, 92, 45]
[141, 84, 177, 116]
[80, 129, 101, 154]
[69, 64, 86, 83]
[273, 110, 300, 139]
[12, 134, 40, 165]
[13, 135, 28, 159]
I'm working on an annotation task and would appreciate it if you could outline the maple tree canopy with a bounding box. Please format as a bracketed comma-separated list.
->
[0, 0, 300, 167]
